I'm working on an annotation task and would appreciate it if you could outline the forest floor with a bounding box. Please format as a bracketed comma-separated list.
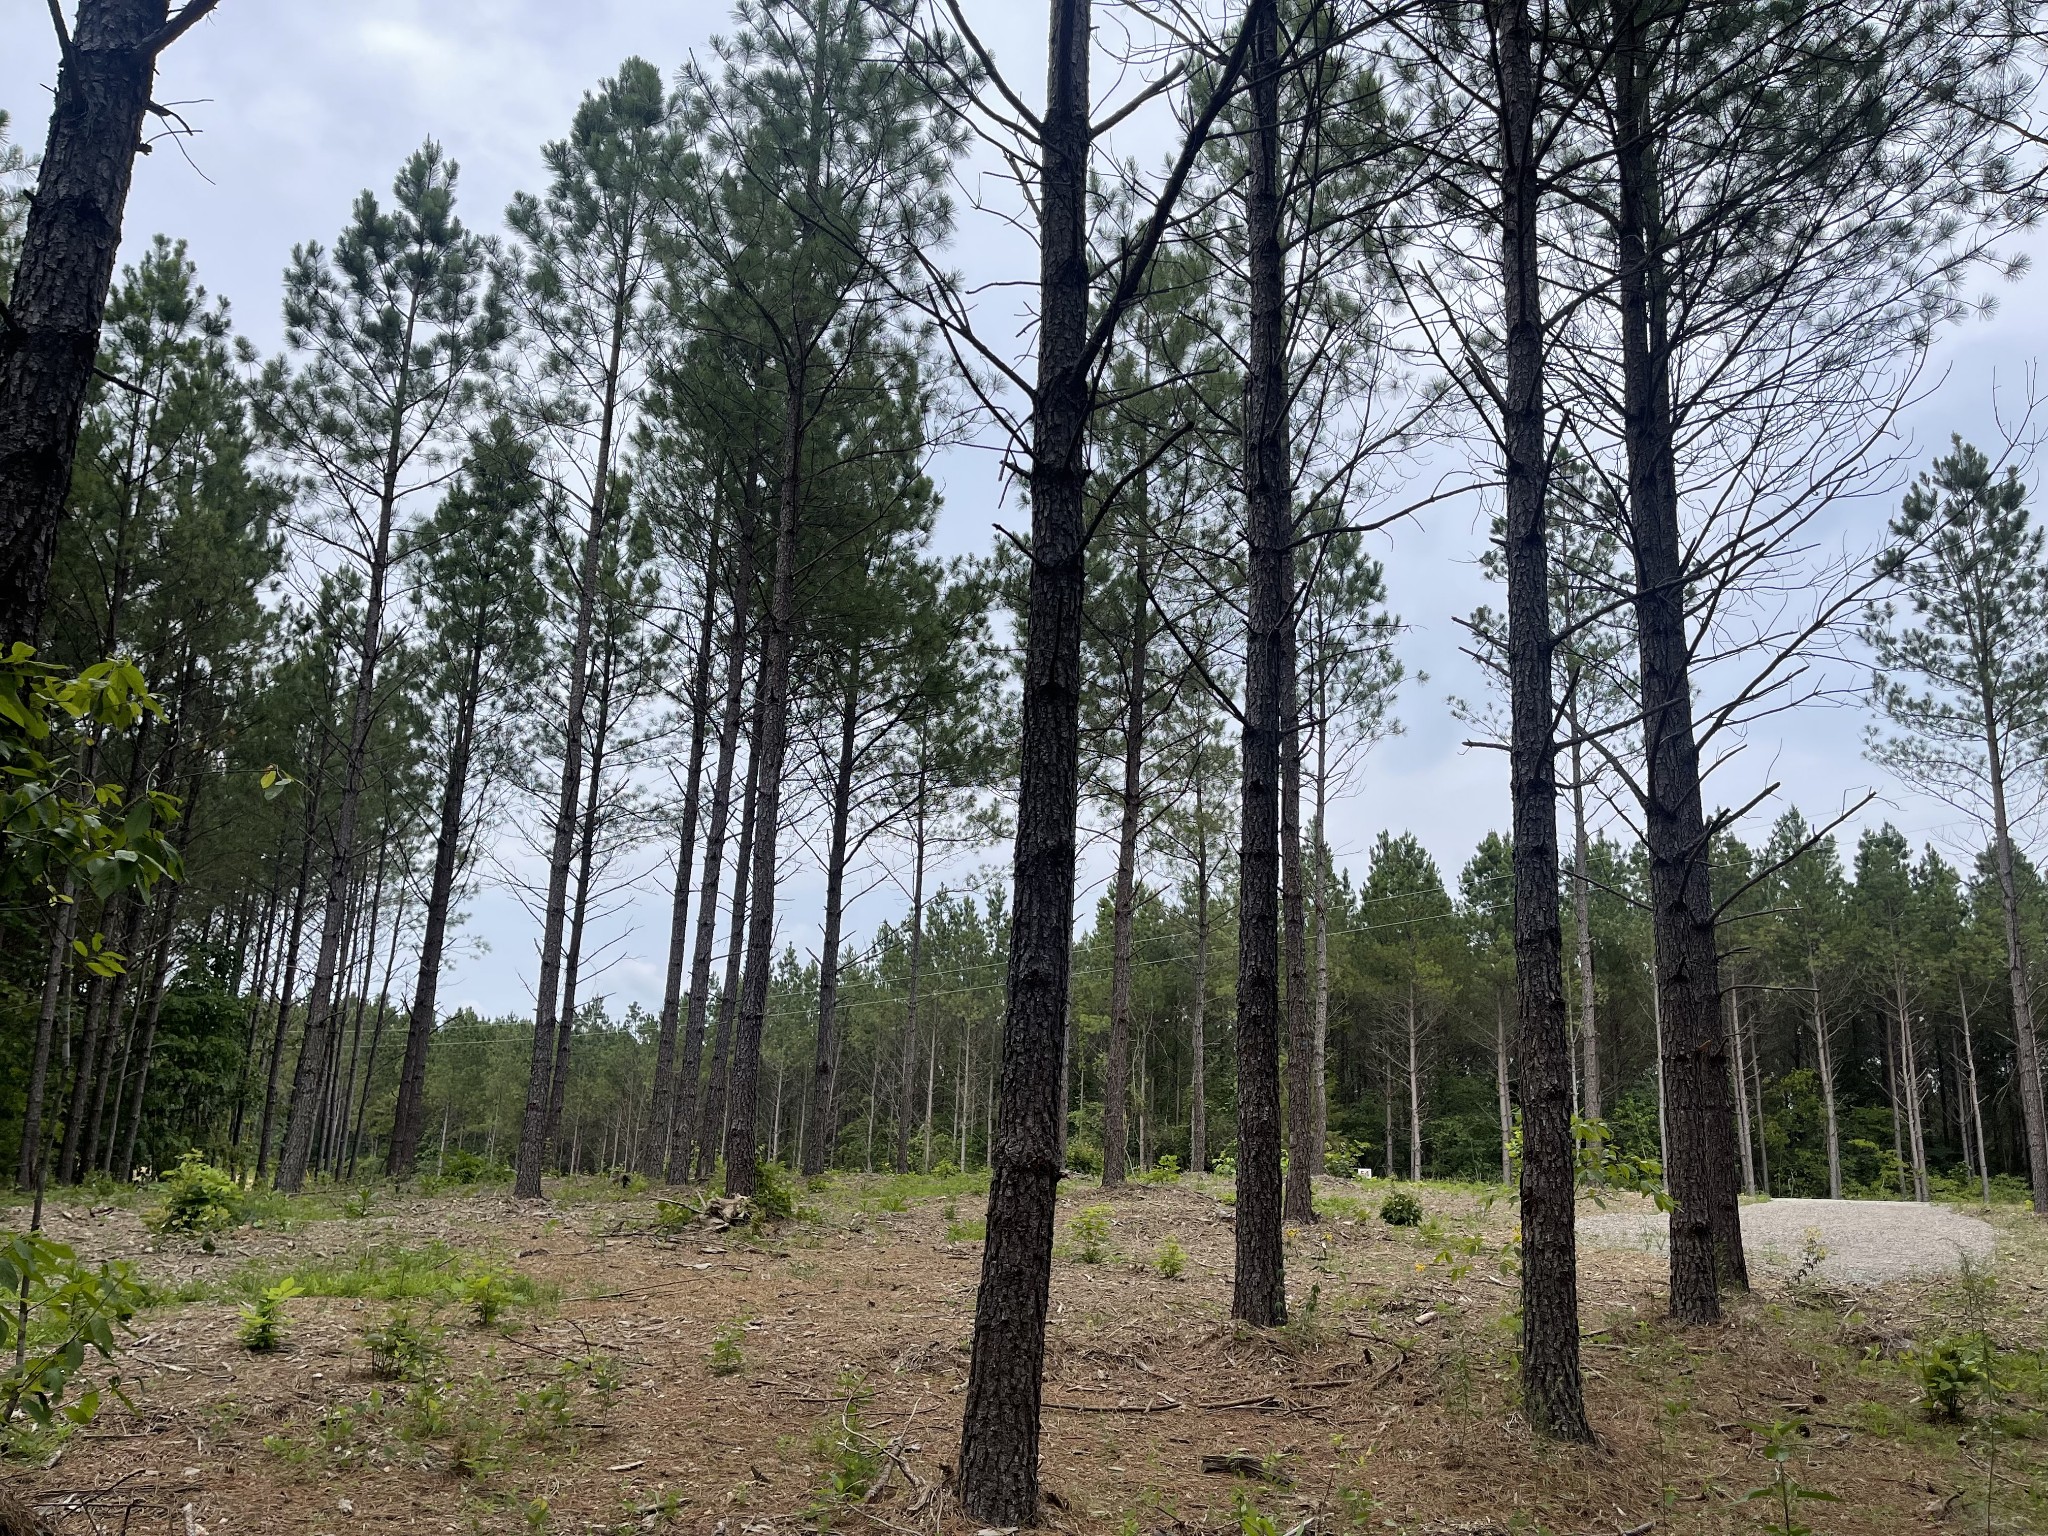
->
[3, 1170, 2046, 1536]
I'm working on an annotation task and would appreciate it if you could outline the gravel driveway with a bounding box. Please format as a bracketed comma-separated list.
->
[1577, 1196, 1997, 1285]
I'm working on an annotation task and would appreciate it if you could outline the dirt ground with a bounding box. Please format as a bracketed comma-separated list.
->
[5, 1172, 2046, 1535]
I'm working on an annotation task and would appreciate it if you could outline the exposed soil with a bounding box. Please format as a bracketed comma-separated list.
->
[1579, 1197, 2001, 1286]
[5, 1174, 2046, 1536]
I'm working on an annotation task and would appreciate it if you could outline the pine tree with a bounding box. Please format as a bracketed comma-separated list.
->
[262, 141, 505, 1193]
[1868, 438, 2048, 1212]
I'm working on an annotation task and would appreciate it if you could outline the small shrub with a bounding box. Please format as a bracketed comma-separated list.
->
[709, 1321, 747, 1377]
[808, 1369, 882, 1517]
[1908, 1335, 1994, 1421]
[752, 1161, 797, 1223]
[460, 1267, 516, 1328]
[1065, 1138, 1104, 1176]
[580, 1352, 625, 1414]
[237, 1277, 301, 1352]
[0, 1231, 144, 1434]
[151, 1152, 243, 1236]
[1379, 1189, 1423, 1227]
[342, 1186, 375, 1219]
[1137, 1154, 1181, 1186]
[442, 1149, 511, 1185]
[1069, 1204, 1113, 1264]
[1323, 1136, 1361, 1178]
[361, 1311, 444, 1382]
[1213, 1146, 1237, 1178]
[1155, 1237, 1187, 1280]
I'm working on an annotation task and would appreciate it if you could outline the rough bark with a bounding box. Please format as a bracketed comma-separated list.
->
[0, 0, 183, 644]
[1984, 709, 2048, 1211]
[956, 1, 1096, 1516]
[1811, 959, 1842, 1199]
[1282, 618, 1317, 1222]
[1571, 745, 1599, 1120]
[1609, 0, 1746, 1313]
[1233, 0, 1290, 1329]
[1189, 807, 1211, 1175]
[1494, 0, 1590, 1441]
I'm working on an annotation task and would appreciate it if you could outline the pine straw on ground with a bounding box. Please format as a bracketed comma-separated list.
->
[5, 1174, 2046, 1535]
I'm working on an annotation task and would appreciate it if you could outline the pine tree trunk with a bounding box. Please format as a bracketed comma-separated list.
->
[1983, 710, 2048, 1211]
[673, 531, 755, 1181]
[1571, 742, 1599, 1120]
[1102, 540, 1149, 1189]
[1609, 0, 1745, 1313]
[257, 789, 320, 1183]
[957, 0, 1100, 1514]
[545, 635, 620, 1157]
[512, 288, 630, 1202]
[1729, 992, 1756, 1196]
[1494, 0, 1589, 1440]
[698, 687, 764, 1181]
[15, 886, 78, 1188]
[1812, 959, 1842, 1199]
[1406, 978, 1423, 1181]
[1282, 616, 1317, 1223]
[0, 0, 174, 643]
[805, 657, 861, 1175]
[1189, 820, 1210, 1175]
[1231, 0, 1290, 1332]
[644, 557, 721, 1177]
[1960, 985, 1990, 1206]
[896, 783, 929, 1176]
[389, 638, 484, 1174]
[1495, 991, 1513, 1186]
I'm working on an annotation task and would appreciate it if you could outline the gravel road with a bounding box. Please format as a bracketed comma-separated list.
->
[1577, 1196, 1997, 1286]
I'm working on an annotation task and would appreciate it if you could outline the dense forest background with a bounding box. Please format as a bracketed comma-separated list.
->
[3, 1, 2046, 1217]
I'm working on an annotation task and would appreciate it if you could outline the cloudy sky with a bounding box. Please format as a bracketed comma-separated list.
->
[7, 1, 2046, 1023]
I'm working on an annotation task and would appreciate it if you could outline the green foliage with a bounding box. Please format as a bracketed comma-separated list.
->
[1739, 1418, 1841, 1536]
[1323, 1135, 1362, 1177]
[0, 647, 184, 915]
[708, 1321, 747, 1377]
[1230, 1489, 1282, 1536]
[0, 1231, 144, 1437]
[1136, 1153, 1181, 1185]
[1907, 1335, 1996, 1421]
[150, 1151, 243, 1236]
[1155, 1236, 1187, 1280]
[1379, 1189, 1423, 1227]
[1065, 1137, 1104, 1176]
[361, 1310, 445, 1383]
[806, 1370, 881, 1522]
[442, 1149, 513, 1185]
[1069, 1204, 1114, 1264]
[752, 1160, 797, 1223]
[460, 1267, 516, 1328]
[236, 1277, 300, 1353]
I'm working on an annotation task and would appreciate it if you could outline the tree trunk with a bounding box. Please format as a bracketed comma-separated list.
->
[1983, 708, 2048, 1211]
[0, 0, 178, 643]
[1406, 977, 1422, 1181]
[804, 656, 861, 1175]
[1102, 537, 1149, 1189]
[389, 637, 484, 1174]
[544, 633, 620, 1157]
[698, 683, 764, 1182]
[1230, 0, 1290, 1333]
[896, 780, 929, 1176]
[1571, 742, 1599, 1121]
[1811, 958, 1842, 1199]
[1729, 992, 1756, 1196]
[1609, 0, 1745, 1313]
[15, 887, 78, 1188]
[1282, 614, 1316, 1223]
[512, 281, 630, 1201]
[1311, 711, 1331, 1165]
[643, 555, 720, 1178]
[957, 0, 1100, 1515]
[1495, 0, 1589, 1440]
[1960, 984, 1990, 1206]
[1189, 815, 1210, 1175]
[672, 528, 755, 1180]
[1495, 990, 1513, 1186]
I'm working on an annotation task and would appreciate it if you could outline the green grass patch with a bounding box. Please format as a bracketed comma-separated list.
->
[155, 1242, 556, 1314]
